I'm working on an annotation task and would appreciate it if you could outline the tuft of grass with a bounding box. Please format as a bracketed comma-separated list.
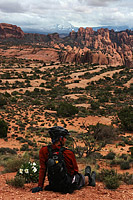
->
[0, 152, 30, 173]
[6, 176, 25, 188]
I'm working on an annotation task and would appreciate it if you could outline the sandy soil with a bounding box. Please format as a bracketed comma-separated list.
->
[0, 50, 132, 199]
[0, 172, 133, 200]
[66, 69, 123, 89]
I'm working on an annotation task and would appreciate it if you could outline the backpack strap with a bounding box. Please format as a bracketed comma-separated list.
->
[58, 147, 66, 159]
[47, 145, 66, 165]
[47, 145, 53, 158]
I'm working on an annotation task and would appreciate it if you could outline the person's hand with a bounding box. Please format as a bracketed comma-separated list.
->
[31, 186, 43, 193]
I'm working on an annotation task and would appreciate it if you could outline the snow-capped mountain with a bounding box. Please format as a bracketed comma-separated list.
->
[23, 23, 132, 35]
[23, 22, 78, 34]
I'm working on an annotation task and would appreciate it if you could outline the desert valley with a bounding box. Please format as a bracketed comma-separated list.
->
[0, 23, 133, 200]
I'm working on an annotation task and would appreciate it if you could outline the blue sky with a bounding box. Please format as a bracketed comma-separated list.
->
[0, 0, 133, 31]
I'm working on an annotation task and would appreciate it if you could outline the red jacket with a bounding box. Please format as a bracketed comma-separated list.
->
[38, 145, 79, 187]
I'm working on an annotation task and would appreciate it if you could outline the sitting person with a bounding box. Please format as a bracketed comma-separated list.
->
[32, 126, 96, 193]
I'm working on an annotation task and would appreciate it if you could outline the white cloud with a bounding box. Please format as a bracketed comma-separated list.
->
[0, 0, 132, 31]
[78, 0, 120, 7]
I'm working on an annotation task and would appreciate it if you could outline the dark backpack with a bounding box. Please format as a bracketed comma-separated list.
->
[46, 145, 72, 193]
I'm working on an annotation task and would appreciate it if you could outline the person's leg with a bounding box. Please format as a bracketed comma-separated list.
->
[85, 175, 89, 185]
[85, 166, 96, 187]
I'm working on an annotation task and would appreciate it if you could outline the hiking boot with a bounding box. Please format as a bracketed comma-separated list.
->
[85, 166, 91, 176]
[89, 171, 96, 187]
[85, 166, 91, 179]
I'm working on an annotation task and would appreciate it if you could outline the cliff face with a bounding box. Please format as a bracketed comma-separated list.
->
[0, 23, 132, 67]
[60, 28, 133, 67]
[0, 23, 25, 39]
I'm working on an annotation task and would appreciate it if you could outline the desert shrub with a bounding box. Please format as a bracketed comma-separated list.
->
[74, 130, 103, 157]
[93, 123, 118, 143]
[0, 95, 7, 107]
[57, 102, 78, 117]
[120, 172, 133, 185]
[118, 106, 133, 131]
[26, 139, 37, 147]
[20, 144, 29, 151]
[2, 156, 29, 173]
[91, 101, 99, 110]
[98, 169, 120, 190]
[0, 119, 8, 138]
[105, 152, 116, 160]
[0, 147, 17, 155]
[97, 169, 117, 181]
[104, 175, 120, 189]
[120, 161, 130, 170]
[121, 136, 133, 145]
[120, 153, 128, 160]
[129, 147, 133, 158]
[16, 137, 26, 143]
[118, 141, 125, 147]
[6, 176, 25, 188]
[32, 99, 41, 105]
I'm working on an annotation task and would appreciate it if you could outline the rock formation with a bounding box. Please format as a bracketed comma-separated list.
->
[61, 28, 133, 67]
[0, 23, 24, 39]
[0, 23, 132, 67]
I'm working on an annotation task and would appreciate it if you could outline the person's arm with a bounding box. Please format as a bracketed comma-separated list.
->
[64, 149, 79, 175]
[32, 147, 47, 193]
[38, 147, 47, 187]
[70, 151, 79, 174]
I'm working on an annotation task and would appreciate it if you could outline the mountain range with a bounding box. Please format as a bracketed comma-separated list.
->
[23, 23, 133, 35]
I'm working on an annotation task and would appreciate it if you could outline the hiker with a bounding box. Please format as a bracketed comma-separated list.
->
[32, 126, 96, 193]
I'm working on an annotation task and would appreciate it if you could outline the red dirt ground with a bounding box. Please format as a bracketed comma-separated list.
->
[0, 172, 133, 200]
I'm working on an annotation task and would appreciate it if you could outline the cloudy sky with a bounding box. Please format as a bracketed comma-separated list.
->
[0, 0, 133, 32]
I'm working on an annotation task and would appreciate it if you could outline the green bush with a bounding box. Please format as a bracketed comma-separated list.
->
[120, 172, 133, 185]
[118, 106, 133, 131]
[3, 157, 27, 173]
[129, 147, 133, 158]
[104, 175, 120, 190]
[120, 161, 130, 170]
[0, 147, 17, 155]
[20, 144, 29, 151]
[98, 169, 120, 190]
[57, 102, 78, 117]
[0, 119, 8, 138]
[105, 152, 116, 160]
[91, 101, 99, 110]
[0, 95, 7, 107]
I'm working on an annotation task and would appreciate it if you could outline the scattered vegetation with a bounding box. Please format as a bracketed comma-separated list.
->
[0, 57, 132, 190]
[0, 119, 8, 138]
[6, 176, 25, 188]
[97, 169, 120, 190]
[118, 106, 133, 131]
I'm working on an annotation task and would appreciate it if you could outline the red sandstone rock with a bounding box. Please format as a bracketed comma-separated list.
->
[0, 23, 24, 39]
[0, 23, 132, 67]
